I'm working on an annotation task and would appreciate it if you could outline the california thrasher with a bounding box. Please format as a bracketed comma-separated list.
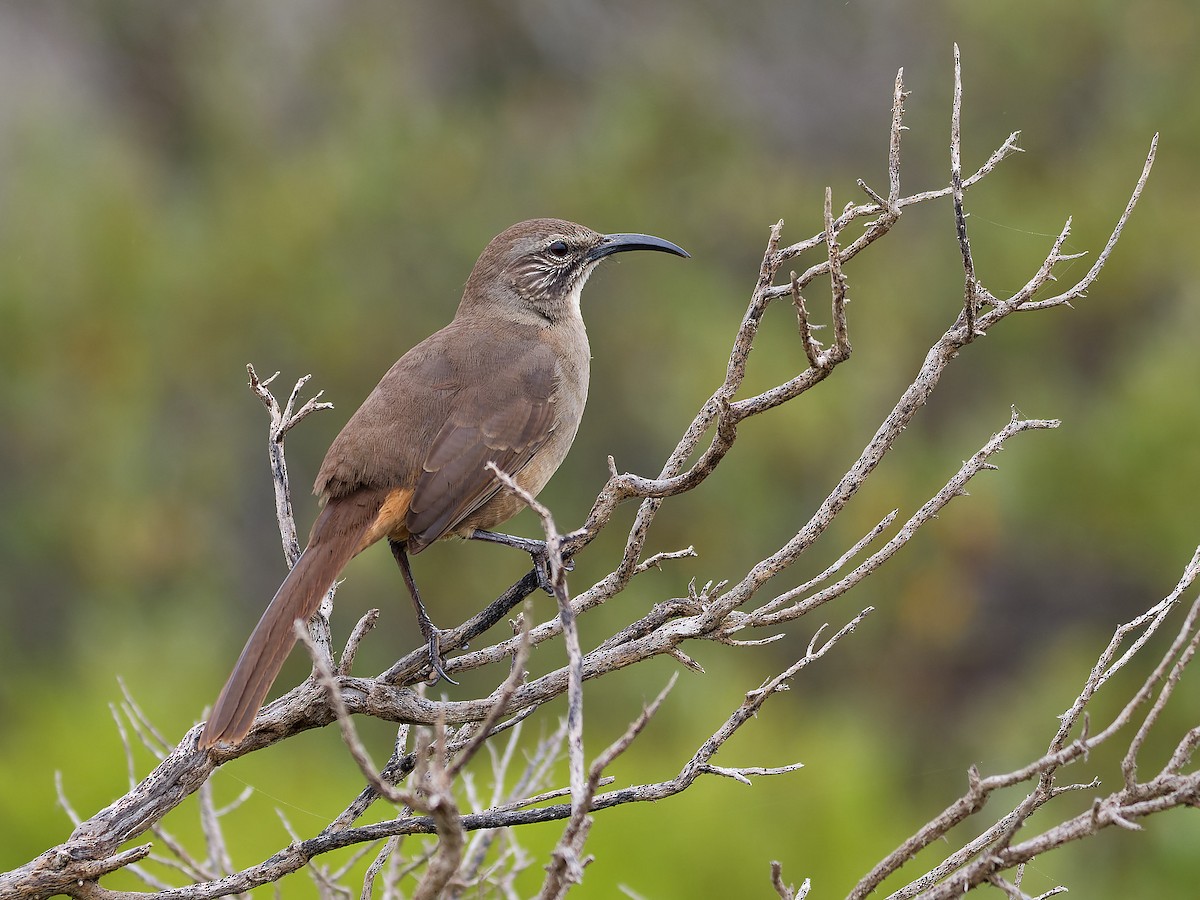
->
[199, 218, 688, 748]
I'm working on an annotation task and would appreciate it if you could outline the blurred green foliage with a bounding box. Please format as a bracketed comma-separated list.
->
[2, 1, 1199, 896]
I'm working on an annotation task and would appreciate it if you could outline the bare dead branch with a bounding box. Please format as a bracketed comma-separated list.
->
[296, 621, 405, 805]
[338, 608, 380, 676]
[949, 44, 981, 342]
[771, 861, 811, 900]
[6, 52, 1169, 900]
[246, 363, 333, 566]
[850, 546, 1200, 899]
[485, 463, 587, 830]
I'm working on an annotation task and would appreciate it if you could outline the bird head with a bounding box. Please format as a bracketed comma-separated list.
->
[460, 218, 688, 324]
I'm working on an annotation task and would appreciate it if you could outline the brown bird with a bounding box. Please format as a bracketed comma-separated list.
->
[199, 218, 688, 748]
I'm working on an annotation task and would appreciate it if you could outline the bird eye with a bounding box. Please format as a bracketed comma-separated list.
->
[547, 240, 570, 258]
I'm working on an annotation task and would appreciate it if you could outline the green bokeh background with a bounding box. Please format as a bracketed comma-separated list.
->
[2, 2, 1198, 896]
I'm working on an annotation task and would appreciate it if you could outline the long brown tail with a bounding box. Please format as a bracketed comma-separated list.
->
[199, 495, 380, 748]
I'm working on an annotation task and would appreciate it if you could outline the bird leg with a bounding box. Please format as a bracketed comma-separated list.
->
[389, 539, 458, 685]
[469, 529, 575, 595]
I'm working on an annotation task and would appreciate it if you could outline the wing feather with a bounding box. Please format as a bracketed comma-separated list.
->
[405, 342, 557, 551]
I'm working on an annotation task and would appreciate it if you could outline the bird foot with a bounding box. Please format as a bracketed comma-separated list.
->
[529, 543, 575, 595]
[423, 627, 459, 686]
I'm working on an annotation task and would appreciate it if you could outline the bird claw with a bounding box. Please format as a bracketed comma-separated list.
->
[423, 628, 459, 686]
[531, 545, 574, 595]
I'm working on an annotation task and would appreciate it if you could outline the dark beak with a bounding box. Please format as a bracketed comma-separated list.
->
[587, 232, 690, 262]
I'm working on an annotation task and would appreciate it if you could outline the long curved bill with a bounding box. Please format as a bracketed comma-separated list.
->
[587, 232, 690, 262]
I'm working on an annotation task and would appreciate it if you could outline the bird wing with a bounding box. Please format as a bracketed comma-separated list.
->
[403, 341, 558, 552]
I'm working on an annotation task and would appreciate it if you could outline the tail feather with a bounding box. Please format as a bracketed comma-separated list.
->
[199, 498, 378, 748]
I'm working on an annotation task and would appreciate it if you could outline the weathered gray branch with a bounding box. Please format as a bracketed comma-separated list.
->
[0, 52, 1168, 900]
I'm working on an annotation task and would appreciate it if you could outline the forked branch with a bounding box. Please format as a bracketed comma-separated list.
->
[0, 52, 1164, 900]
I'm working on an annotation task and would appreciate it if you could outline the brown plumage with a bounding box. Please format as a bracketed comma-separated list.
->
[199, 218, 688, 748]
